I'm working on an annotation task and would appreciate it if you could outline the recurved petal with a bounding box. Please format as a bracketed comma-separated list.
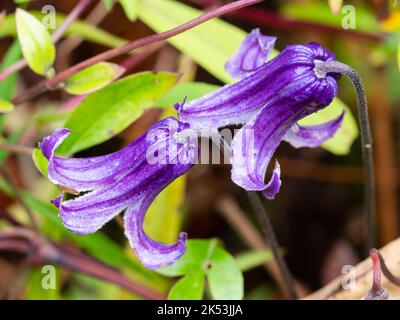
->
[261, 161, 281, 200]
[230, 107, 286, 198]
[58, 166, 145, 235]
[283, 111, 345, 148]
[40, 128, 148, 192]
[39, 128, 70, 159]
[178, 43, 338, 130]
[124, 193, 187, 269]
[225, 28, 276, 79]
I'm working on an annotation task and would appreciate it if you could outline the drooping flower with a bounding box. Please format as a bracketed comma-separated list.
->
[177, 29, 344, 199]
[39, 117, 197, 269]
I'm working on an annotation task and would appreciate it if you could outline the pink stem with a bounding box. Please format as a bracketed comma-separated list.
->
[370, 248, 382, 291]
[40, 0, 263, 91]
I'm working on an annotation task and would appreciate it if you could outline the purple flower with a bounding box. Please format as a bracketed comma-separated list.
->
[39, 117, 196, 269]
[225, 28, 277, 79]
[178, 30, 344, 199]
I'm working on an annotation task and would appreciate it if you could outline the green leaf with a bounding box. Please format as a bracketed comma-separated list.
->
[208, 245, 243, 300]
[157, 239, 213, 277]
[57, 72, 178, 155]
[156, 82, 219, 107]
[168, 272, 205, 300]
[158, 239, 243, 300]
[137, 0, 277, 84]
[119, 0, 138, 21]
[32, 148, 48, 176]
[64, 62, 126, 95]
[15, 9, 55, 75]
[299, 98, 358, 155]
[0, 12, 127, 49]
[235, 250, 273, 272]
[0, 99, 14, 113]
[0, 40, 22, 101]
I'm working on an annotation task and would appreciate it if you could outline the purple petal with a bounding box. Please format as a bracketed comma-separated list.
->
[39, 128, 70, 159]
[39, 117, 194, 193]
[261, 161, 281, 200]
[283, 111, 345, 148]
[40, 128, 149, 193]
[124, 194, 187, 269]
[41, 117, 193, 269]
[230, 67, 338, 198]
[179, 42, 339, 130]
[51, 192, 64, 208]
[55, 118, 193, 235]
[49, 139, 146, 193]
[225, 28, 276, 79]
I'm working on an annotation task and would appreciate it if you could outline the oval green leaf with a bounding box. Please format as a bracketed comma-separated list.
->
[64, 62, 126, 95]
[15, 9, 55, 75]
[57, 72, 178, 155]
[208, 245, 243, 300]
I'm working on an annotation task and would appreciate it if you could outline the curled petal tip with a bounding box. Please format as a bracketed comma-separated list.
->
[226, 28, 277, 79]
[39, 128, 71, 159]
[262, 161, 281, 200]
[124, 200, 187, 270]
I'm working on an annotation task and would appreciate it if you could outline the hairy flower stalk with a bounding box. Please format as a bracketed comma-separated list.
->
[314, 60, 376, 252]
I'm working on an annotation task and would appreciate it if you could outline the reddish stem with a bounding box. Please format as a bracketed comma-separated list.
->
[370, 249, 382, 291]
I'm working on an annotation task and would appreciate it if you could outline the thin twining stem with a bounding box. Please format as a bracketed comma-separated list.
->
[0, 0, 93, 82]
[246, 191, 299, 300]
[314, 60, 375, 254]
[14, 0, 264, 103]
[208, 132, 299, 300]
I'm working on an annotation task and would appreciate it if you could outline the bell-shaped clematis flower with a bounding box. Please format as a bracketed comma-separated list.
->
[39, 117, 197, 269]
[177, 29, 344, 199]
